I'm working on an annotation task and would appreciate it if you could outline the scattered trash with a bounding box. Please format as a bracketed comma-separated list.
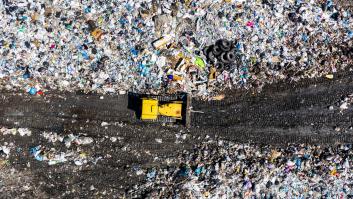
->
[0, 145, 11, 159]
[146, 168, 157, 181]
[340, 102, 349, 110]
[101, 122, 109, 127]
[63, 134, 94, 148]
[326, 74, 334, 79]
[0, 127, 32, 136]
[0, 0, 350, 98]
[155, 139, 163, 144]
[131, 140, 353, 198]
[29, 146, 44, 161]
[110, 137, 117, 143]
[210, 94, 225, 101]
[28, 88, 37, 95]
[18, 128, 32, 136]
[0, 0, 353, 197]
[332, 94, 353, 112]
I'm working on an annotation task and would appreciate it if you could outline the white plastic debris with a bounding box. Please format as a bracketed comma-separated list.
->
[18, 128, 32, 136]
[340, 102, 349, 110]
[110, 137, 117, 142]
[76, 137, 94, 145]
[101, 122, 109, 127]
[155, 138, 163, 143]
[0, 145, 10, 158]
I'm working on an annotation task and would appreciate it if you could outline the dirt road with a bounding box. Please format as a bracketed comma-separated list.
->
[1, 70, 353, 197]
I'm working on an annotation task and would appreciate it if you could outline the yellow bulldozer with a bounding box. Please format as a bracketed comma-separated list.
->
[128, 92, 191, 127]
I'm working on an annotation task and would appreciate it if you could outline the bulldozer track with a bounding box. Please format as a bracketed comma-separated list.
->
[1, 70, 353, 145]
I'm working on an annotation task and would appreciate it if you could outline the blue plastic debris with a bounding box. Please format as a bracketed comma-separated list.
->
[23, 72, 30, 79]
[119, 17, 128, 26]
[167, 74, 173, 80]
[178, 166, 190, 177]
[295, 158, 302, 170]
[348, 31, 353, 39]
[236, 42, 242, 51]
[28, 87, 37, 95]
[84, 6, 91, 13]
[125, 4, 133, 12]
[325, 0, 333, 10]
[194, 166, 204, 176]
[81, 51, 89, 60]
[138, 62, 150, 77]
[30, 146, 44, 161]
[147, 168, 157, 180]
[130, 48, 139, 56]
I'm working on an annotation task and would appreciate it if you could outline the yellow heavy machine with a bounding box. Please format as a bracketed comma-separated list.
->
[128, 92, 191, 127]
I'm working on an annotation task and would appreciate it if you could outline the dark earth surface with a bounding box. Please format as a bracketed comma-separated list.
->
[1, 68, 353, 198]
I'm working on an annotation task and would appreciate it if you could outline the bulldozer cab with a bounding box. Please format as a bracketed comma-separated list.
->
[141, 99, 159, 120]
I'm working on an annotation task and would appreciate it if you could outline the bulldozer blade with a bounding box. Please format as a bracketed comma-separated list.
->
[181, 92, 191, 128]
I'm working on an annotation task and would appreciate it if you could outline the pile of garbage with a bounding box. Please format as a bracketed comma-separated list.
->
[0, 0, 352, 97]
[0, 127, 32, 159]
[29, 132, 98, 166]
[330, 93, 353, 112]
[129, 140, 353, 198]
[0, 127, 100, 166]
[29, 144, 100, 166]
[0, 127, 32, 136]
